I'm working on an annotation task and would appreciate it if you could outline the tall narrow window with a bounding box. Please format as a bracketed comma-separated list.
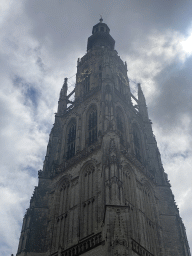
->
[84, 71, 90, 93]
[118, 75, 124, 94]
[52, 176, 78, 250]
[67, 121, 76, 159]
[88, 108, 97, 145]
[123, 166, 136, 206]
[117, 115, 123, 132]
[133, 125, 142, 162]
[116, 108, 124, 145]
[99, 65, 102, 81]
[80, 164, 96, 238]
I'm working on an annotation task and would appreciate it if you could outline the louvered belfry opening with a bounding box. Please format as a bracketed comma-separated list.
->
[84, 71, 90, 93]
[116, 114, 124, 145]
[67, 122, 76, 159]
[88, 108, 97, 145]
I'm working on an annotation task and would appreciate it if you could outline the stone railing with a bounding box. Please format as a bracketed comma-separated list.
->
[132, 239, 154, 256]
[61, 232, 103, 256]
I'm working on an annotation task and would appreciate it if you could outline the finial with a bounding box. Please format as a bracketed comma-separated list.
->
[99, 15, 103, 23]
[64, 77, 68, 84]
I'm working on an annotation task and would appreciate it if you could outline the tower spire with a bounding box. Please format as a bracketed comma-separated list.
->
[138, 83, 146, 104]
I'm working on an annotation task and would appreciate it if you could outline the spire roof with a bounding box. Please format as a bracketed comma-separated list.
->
[87, 20, 115, 51]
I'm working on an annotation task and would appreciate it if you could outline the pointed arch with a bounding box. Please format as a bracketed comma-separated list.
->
[55, 174, 72, 192]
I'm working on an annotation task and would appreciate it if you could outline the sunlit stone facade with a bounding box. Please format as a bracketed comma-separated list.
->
[17, 19, 191, 256]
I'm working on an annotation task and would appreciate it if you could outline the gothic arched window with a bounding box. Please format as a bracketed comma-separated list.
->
[66, 120, 76, 160]
[116, 108, 124, 145]
[88, 107, 97, 145]
[133, 124, 142, 162]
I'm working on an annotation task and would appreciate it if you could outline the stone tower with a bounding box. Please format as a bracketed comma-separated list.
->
[17, 19, 191, 256]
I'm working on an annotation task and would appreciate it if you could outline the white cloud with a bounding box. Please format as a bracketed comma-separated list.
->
[181, 29, 192, 56]
[126, 29, 189, 102]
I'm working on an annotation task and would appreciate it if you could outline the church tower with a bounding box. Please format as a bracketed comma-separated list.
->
[17, 19, 191, 256]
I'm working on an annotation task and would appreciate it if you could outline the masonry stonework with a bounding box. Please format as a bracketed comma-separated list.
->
[17, 19, 191, 256]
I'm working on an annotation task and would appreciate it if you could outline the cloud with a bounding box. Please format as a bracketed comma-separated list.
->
[124, 29, 188, 101]
[152, 57, 192, 128]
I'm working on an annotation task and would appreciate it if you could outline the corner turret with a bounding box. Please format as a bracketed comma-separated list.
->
[138, 83, 149, 120]
[57, 77, 68, 115]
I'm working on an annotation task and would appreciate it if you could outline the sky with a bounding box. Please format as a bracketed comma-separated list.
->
[0, 0, 192, 255]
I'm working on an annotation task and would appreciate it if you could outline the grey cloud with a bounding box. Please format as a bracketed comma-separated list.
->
[13, 76, 40, 109]
[23, 0, 192, 57]
[150, 56, 192, 131]
[24, 0, 89, 56]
